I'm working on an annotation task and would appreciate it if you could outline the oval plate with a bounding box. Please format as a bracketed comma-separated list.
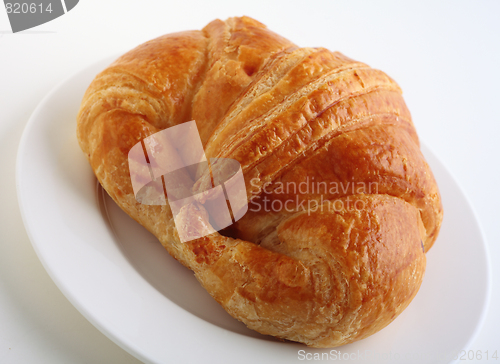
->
[16, 57, 491, 364]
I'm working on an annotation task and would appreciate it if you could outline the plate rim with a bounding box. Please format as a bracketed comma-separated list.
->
[419, 142, 492, 362]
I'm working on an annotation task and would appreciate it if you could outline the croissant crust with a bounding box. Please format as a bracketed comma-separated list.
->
[77, 16, 442, 347]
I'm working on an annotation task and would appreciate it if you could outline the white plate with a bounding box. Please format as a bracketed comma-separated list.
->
[16, 57, 491, 364]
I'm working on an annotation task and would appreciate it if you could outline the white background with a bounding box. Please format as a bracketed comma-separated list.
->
[1, 0, 499, 363]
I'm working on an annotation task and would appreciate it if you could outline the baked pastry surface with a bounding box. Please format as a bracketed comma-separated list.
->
[77, 16, 443, 347]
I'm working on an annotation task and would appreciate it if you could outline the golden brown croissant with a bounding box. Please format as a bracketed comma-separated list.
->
[77, 16, 443, 347]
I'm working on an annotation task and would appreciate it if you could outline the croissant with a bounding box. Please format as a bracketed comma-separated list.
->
[77, 16, 443, 347]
